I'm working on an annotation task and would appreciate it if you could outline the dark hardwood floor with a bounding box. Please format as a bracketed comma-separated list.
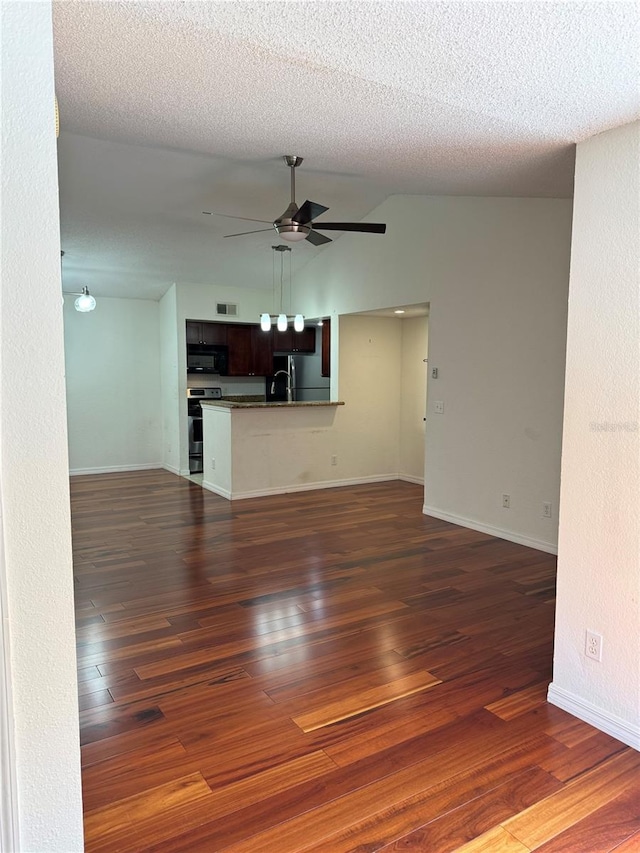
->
[71, 470, 639, 852]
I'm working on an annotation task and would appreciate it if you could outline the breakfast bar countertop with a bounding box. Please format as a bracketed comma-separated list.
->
[200, 400, 344, 409]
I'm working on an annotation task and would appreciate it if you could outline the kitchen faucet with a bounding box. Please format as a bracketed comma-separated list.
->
[272, 370, 293, 402]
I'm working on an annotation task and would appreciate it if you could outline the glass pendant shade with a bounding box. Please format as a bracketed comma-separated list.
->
[260, 313, 272, 331]
[293, 314, 304, 332]
[277, 313, 288, 332]
[75, 287, 96, 312]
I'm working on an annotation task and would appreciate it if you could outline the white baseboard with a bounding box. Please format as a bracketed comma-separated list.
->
[202, 480, 232, 500]
[69, 462, 162, 477]
[422, 504, 557, 555]
[203, 474, 398, 501]
[547, 683, 640, 750]
[399, 474, 424, 485]
[162, 463, 181, 476]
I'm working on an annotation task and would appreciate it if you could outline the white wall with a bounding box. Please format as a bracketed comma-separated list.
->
[0, 2, 84, 849]
[548, 121, 640, 747]
[202, 404, 343, 499]
[335, 315, 402, 480]
[160, 284, 180, 474]
[64, 295, 162, 474]
[297, 196, 572, 552]
[399, 316, 428, 483]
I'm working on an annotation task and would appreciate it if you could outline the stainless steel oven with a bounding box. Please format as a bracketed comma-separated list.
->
[187, 387, 222, 473]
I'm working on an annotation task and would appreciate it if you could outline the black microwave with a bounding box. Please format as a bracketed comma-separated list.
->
[187, 344, 229, 375]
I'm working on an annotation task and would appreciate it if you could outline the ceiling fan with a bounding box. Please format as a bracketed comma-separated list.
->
[203, 155, 386, 246]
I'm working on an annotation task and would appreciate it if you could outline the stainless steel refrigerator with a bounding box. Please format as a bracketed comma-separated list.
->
[267, 350, 330, 402]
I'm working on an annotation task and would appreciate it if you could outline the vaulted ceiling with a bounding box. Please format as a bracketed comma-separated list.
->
[53, 1, 640, 300]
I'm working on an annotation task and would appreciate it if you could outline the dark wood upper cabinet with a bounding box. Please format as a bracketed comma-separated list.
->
[272, 326, 316, 353]
[250, 326, 274, 376]
[188, 320, 302, 377]
[186, 321, 228, 345]
[186, 321, 203, 345]
[321, 319, 331, 377]
[225, 324, 274, 376]
[226, 325, 253, 376]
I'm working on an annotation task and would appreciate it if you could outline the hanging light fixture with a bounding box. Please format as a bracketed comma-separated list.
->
[61, 251, 97, 312]
[74, 286, 97, 312]
[259, 245, 305, 332]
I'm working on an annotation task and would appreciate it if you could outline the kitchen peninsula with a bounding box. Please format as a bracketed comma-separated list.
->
[201, 399, 344, 500]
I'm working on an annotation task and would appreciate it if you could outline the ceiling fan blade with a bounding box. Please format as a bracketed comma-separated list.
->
[313, 222, 387, 234]
[223, 229, 275, 238]
[306, 230, 332, 246]
[203, 211, 273, 224]
[292, 200, 329, 225]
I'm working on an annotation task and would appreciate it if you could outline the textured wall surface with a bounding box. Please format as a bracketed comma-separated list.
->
[336, 315, 402, 480]
[0, 2, 84, 849]
[399, 316, 429, 482]
[550, 121, 640, 736]
[296, 196, 572, 551]
[64, 295, 162, 473]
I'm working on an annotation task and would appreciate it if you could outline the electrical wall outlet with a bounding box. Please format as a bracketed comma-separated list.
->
[211, 458, 216, 470]
[431, 367, 438, 379]
[585, 630, 603, 662]
[331, 455, 337, 466]
[434, 400, 444, 414]
[542, 502, 552, 518]
[502, 494, 511, 509]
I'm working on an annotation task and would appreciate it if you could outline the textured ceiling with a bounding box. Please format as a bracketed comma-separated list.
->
[53, 1, 640, 300]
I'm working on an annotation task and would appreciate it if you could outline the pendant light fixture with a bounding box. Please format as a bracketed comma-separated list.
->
[74, 286, 97, 312]
[259, 245, 305, 332]
[61, 251, 97, 312]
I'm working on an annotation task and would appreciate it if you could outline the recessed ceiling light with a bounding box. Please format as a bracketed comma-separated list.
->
[394, 309, 405, 314]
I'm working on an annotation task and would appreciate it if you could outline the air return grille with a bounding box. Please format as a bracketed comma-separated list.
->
[216, 302, 238, 317]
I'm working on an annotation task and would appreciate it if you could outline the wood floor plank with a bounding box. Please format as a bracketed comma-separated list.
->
[83, 772, 213, 851]
[68, 472, 634, 853]
[610, 831, 640, 852]
[485, 682, 549, 720]
[450, 826, 530, 852]
[291, 670, 442, 732]
[304, 760, 560, 853]
[503, 749, 640, 849]
[533, 781, 640, 852]
[537, 728, 627, 783]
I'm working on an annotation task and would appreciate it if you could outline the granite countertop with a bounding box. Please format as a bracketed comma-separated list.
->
[200, 400, 344, 410]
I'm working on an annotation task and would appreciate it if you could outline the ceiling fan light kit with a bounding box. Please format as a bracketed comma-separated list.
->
[205, 155, 387, 246]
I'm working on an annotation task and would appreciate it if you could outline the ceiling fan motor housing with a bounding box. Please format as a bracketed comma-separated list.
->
[275, 222, 310, 242]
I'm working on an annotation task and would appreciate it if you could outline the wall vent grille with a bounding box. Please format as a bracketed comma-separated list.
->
[216, 302, 238, 317]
